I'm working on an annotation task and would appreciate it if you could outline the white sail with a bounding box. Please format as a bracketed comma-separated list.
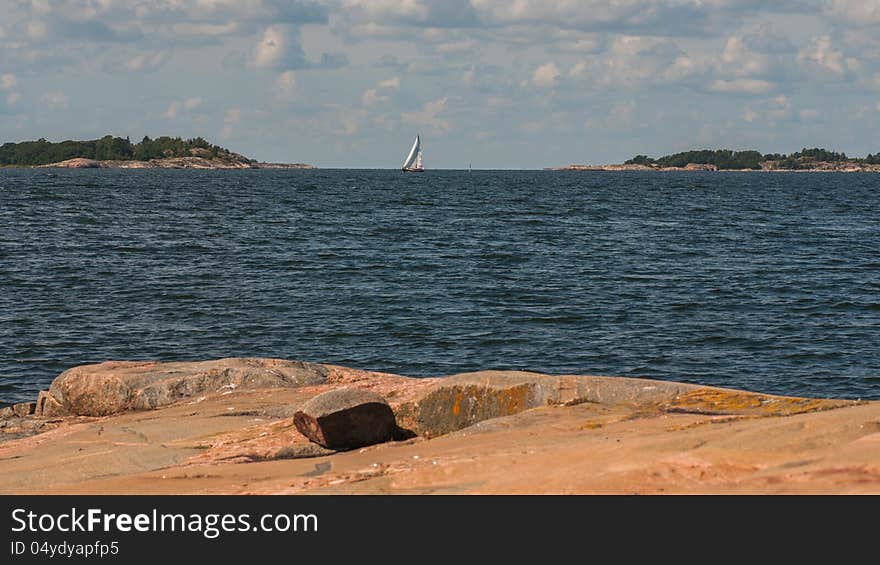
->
[402, 135, 421, 170]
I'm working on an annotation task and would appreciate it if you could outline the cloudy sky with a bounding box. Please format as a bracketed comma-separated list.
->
[1, 1, 880, 168]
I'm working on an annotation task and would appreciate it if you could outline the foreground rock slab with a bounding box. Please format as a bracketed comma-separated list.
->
[0, 358, 874, 494]
[294, 388, 397, 450]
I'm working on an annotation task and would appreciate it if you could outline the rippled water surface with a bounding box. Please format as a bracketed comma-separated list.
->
[2, 168, 879, 403]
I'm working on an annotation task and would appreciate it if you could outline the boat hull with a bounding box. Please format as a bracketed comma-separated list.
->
[402, 167, 424, 173]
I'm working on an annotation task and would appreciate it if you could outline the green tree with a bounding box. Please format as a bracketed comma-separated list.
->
[0, 135, 234, 166]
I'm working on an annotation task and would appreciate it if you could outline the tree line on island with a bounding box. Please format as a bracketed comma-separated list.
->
[0, 135, 244, 166]
[625, 148, 880, 170]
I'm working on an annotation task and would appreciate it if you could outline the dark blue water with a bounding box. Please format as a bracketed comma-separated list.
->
[1, 168, 879, 404]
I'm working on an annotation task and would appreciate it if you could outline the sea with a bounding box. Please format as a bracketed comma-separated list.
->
[1, 168, 879, 405]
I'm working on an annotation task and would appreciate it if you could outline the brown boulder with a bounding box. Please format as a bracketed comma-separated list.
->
[294, 388, 396, 450]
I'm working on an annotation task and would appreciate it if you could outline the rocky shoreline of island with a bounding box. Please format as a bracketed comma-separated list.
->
[1, 357, 878, 494]
[34, 156, 315, 170]
[552, 147, 880, 172]
[552, 162, 880, 172]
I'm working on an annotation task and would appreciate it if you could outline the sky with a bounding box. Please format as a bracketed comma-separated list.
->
[1, 1, 880, 168]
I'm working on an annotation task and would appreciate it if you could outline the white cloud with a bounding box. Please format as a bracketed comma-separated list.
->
[435, 39, 479, 55]
[490, 95, 512, 106]
[40, 92, 68, 110]
[335, 0, 810, 42]
[27, 21, 47, 40]
[584, 99, 638, 130]
[550, 31, 604, 53]
[172, 22, 239, 36]
[742, 94, 792, 123]
[30, 0, 51, 16]
[737, 23, 795, 54]
[163, 97, 202, 118]
[372, 112, 396, 131]
[533, 62, 560, 87]
[844, 56, 861, 73]
[661, 55, 709, 82]
[361, 88, 386, 106]
[1, 74, 19, 106]
[341, 0, 430, 23]
[163, 101, 182, 118]
[220, 107, 241, 138]
[254, 26, 286, 68]
[338, 107, 368, 136]
[591, 35, 685, 88]
[768, 94, 791, 120]
[720, 36, 774, 78]
[253, 25, 306, 70]
[361, 76, 400, 106]
[797, 35, 846, 75]
[401, 97, 450, 133]
[826, 1, 880, 26]
[9, 0, 329, 46]
[465, 0, 732, 34]
[708, 78, 774, 94]
[126, 52, 168, 72]
[275, 71, 297, 100]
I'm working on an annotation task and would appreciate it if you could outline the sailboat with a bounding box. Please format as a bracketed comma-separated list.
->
[402, 135, 424, 172]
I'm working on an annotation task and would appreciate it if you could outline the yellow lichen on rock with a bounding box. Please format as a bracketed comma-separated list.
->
[661, 388, 858, 416]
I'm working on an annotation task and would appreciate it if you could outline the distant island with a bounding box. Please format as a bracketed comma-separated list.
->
[554, 148, 880, 172]
[0, 135, 314, 169]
